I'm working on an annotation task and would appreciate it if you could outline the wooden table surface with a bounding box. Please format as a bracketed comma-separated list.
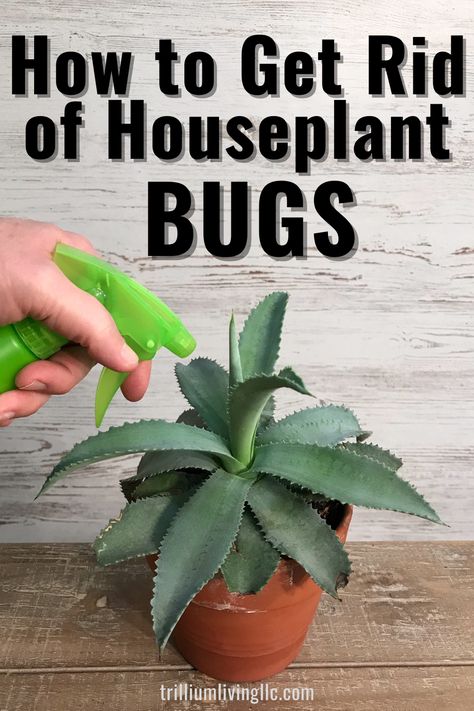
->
[0, 542, 473, 710]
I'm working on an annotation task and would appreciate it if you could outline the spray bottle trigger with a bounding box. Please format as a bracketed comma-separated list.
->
[95, 368, 129, 428]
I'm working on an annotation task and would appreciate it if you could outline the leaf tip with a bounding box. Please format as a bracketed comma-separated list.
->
[336, 571, 350, 591]
[35, 478, 53, 499]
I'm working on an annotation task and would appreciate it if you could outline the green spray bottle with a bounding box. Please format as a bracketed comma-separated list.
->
[0, 244, 196, 426]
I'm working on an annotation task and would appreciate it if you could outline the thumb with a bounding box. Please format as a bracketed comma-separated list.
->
[36, 268, 139, 373]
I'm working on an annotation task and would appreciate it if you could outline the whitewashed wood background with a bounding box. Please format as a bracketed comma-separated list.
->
[0, 0, 472, 542]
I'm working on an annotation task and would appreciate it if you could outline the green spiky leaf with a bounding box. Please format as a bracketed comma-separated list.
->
[137, 450, 218, 479]
[176, 409, 206, 428]
[257, 396, 275, 434]
[247, 477, 351, 597]
[239, 292, 288, 378]
[132, 471, 205, 499]
[38, 420, 240, 495]
[277, 366, 308, 391]
[340, 442, 402, 470]
[229, 313, 243, 388]
[228, 374, 312, 466]
[120, 477, 139, 503]
[252, 443, 441, 523]
[258, 405, 363, 446]
[93, 494, 188, 566]
[120, 449, 216, 501]
[175, 359, 229, 439]
[221, 508, 280, 593]
[152, 469, 252, 648]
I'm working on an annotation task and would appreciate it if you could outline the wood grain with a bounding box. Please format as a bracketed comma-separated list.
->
[0, 543, 472, 669]
[2, 667, 473, 711]
[0, 542, 472, 710]
[0, 0, 473, 541]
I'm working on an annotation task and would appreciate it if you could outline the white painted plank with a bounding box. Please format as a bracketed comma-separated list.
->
[0, 0, 472, 541]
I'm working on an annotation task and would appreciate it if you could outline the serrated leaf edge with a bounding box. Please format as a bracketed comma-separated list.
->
[247, 484, 352, 598]
[226, 372, 313, 419]
[93, 494, 188, 566]
[174, 358, 230, 439]
[220, 508, 281, 594]
[261, 403, 362, 430]
[238, 292, 289, 377]
[258, 420, 363, 446]
[151, 473, 250, 649]
[38, 420, 236, 496]
[339, 441, 403, 469]
[256, 448, 441, 524]
[132, 451, 219, 482]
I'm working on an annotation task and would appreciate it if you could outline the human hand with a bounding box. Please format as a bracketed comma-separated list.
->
[0, 218, 152, 426]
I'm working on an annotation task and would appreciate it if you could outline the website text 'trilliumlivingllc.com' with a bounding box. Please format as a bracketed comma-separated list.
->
[159, 683, 315, 705]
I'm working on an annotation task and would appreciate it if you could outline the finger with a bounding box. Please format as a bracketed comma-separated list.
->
[32, 267, 139, 373]
[0, 389, 50, 424]
[54, 230, 97, 257]
[121, 361, 152, 402]
[31, 222, 97, 257]
[15, 346, 95, 395]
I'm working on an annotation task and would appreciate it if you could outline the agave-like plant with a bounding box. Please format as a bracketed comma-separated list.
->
[39, 292, 441, 649]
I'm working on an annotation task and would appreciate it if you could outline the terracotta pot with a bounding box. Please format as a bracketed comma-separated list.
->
[147, 504, 352, 682]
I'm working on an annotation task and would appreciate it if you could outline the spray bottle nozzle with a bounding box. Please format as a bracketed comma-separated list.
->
[0, 243, 196, 427]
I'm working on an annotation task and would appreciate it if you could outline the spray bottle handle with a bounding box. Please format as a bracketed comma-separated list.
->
[52, 244, 196, 426]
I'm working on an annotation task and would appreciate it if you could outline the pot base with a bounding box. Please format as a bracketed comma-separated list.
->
[172, 630, 307, 682]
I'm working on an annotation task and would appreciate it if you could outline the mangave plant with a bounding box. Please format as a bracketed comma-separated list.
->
[39, 292, 441, 649]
